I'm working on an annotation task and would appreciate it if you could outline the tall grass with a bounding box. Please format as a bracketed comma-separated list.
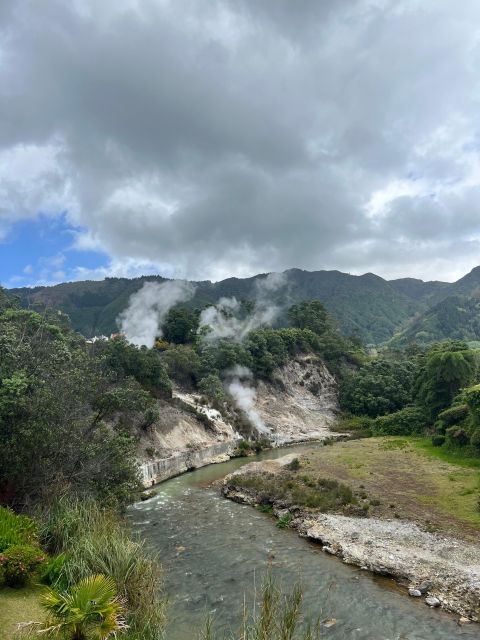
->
[38, 496, 166, 640]
[201, 576, 320, 640]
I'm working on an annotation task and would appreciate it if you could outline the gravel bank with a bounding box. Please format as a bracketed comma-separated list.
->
[222, 455, 480, 623]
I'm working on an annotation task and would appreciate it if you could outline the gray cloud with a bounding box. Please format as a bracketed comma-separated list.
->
[1, 0, 480, 283]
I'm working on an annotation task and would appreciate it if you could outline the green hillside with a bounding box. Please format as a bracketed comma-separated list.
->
[390, 295, 480, 347]
[9, 269, 420, 344]
[8, 265, 480, 345]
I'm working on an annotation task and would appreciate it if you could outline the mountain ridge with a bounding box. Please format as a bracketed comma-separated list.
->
[6, 266, 480, 345]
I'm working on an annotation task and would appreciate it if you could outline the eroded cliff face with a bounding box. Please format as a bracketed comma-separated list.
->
[139, 354, 339, 485]
[255, 355, 338, 444]
[138, 392, 239, 485]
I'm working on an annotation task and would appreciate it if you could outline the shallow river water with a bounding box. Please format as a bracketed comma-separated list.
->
[128, 445, 479, 640]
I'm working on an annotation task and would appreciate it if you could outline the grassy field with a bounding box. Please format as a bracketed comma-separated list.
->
[298, 437, 480, 541]
[0, 586, 44, 640]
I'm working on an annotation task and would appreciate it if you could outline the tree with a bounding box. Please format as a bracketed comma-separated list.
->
[162, 344, 201, 386]
[288, 300, 329, 336]
[0, 309, 147, 508]
[340, 358, 416, 418]
[162, 307, 199, 344]
[415, 341, 477, 419]
[96, 338, 171, 398]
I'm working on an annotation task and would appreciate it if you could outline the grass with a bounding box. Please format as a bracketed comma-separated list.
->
[227, 470, 356, 512]
[292, 437, 480, 541]
[0, 586, 44, 640]
[412, 437, 480, 469]
[201, 576, 319, 640]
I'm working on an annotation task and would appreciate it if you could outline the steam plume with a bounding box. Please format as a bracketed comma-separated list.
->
[224, 366, 269, 435]
[198, 271, 288, 342]
[118, 280, 195, 347]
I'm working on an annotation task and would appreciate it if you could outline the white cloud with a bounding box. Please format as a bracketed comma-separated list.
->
[1, 0, 480, 283]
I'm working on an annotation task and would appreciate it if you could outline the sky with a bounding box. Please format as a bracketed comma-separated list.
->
[0, 0, 479, 288]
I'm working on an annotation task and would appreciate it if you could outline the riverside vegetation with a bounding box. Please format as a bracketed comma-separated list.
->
[2, 277, 480, 636]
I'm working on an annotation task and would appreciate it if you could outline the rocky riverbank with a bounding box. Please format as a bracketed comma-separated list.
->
[222, 454, 480, 623]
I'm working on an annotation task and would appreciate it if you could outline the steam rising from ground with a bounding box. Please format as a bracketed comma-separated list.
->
[198, 272, 288, 342]
[118, 280, 195, 347]
[199, 273, 288, 435]
[224, 366, 269, 435]
[119, 272, 287, 434]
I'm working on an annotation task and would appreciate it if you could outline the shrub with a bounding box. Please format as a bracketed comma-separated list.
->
[39, 552, 68, 588]
[470, 430, 480, 448]
[197, 373, 227, 402]
[446, 426, 470, 447]
[227, 472, 355, 512]
[371, 406, 427, 436]
[0, 543, 46, 587]
[334, 415, 373, 436]
[437, 404, 469, 426]
[0, 506, 38, 552]
[258, 504, 273, 514]
[434, 419, 446, 434]
[431, 435, 446, 447]
[285, 458, 301, 471]
[276, 514, 293, 529]
[138, 407, 160, 432]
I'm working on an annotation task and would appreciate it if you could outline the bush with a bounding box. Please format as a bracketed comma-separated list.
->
[371, 406, 427, 436]
[0, 506, 38, 552]
[437, 404, 469, 426]
[431, 435, 446, 447]
[434, 419, 446, 434]
[276, 514, 293, 529]
[39, 552, 68, 587]
[285, 458, 301, 471]
[446, 426, 470, 447]
[471, 430, 480, 448]
[197, 373, 227, 402]
[334, 415, 373, 435]
[0, 544, 46, 587]
[227, 471, 355, 512]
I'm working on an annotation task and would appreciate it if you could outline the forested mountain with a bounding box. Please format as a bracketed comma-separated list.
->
[7, 265, 480, 345]
[390, 295, 480, 347]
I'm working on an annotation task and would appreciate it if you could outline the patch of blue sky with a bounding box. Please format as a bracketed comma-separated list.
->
[0, 213, 108, 288]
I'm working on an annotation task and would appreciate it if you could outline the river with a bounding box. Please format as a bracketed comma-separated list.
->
[128, 444, 479, 639]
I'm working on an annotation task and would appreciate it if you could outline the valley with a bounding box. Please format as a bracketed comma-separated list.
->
[2, 275, 480, 638]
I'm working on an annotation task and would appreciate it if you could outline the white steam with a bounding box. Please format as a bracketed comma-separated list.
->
[198, 272, 288, 343]
[224, 366, 269, 435]
[118, 280, 195, 347]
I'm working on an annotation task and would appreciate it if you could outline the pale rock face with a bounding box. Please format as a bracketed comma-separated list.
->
[254, 355, 339, 444]
[138, 355, 341, 484]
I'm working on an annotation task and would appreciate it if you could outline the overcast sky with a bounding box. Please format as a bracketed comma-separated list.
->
[1, 0, 479, 287]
